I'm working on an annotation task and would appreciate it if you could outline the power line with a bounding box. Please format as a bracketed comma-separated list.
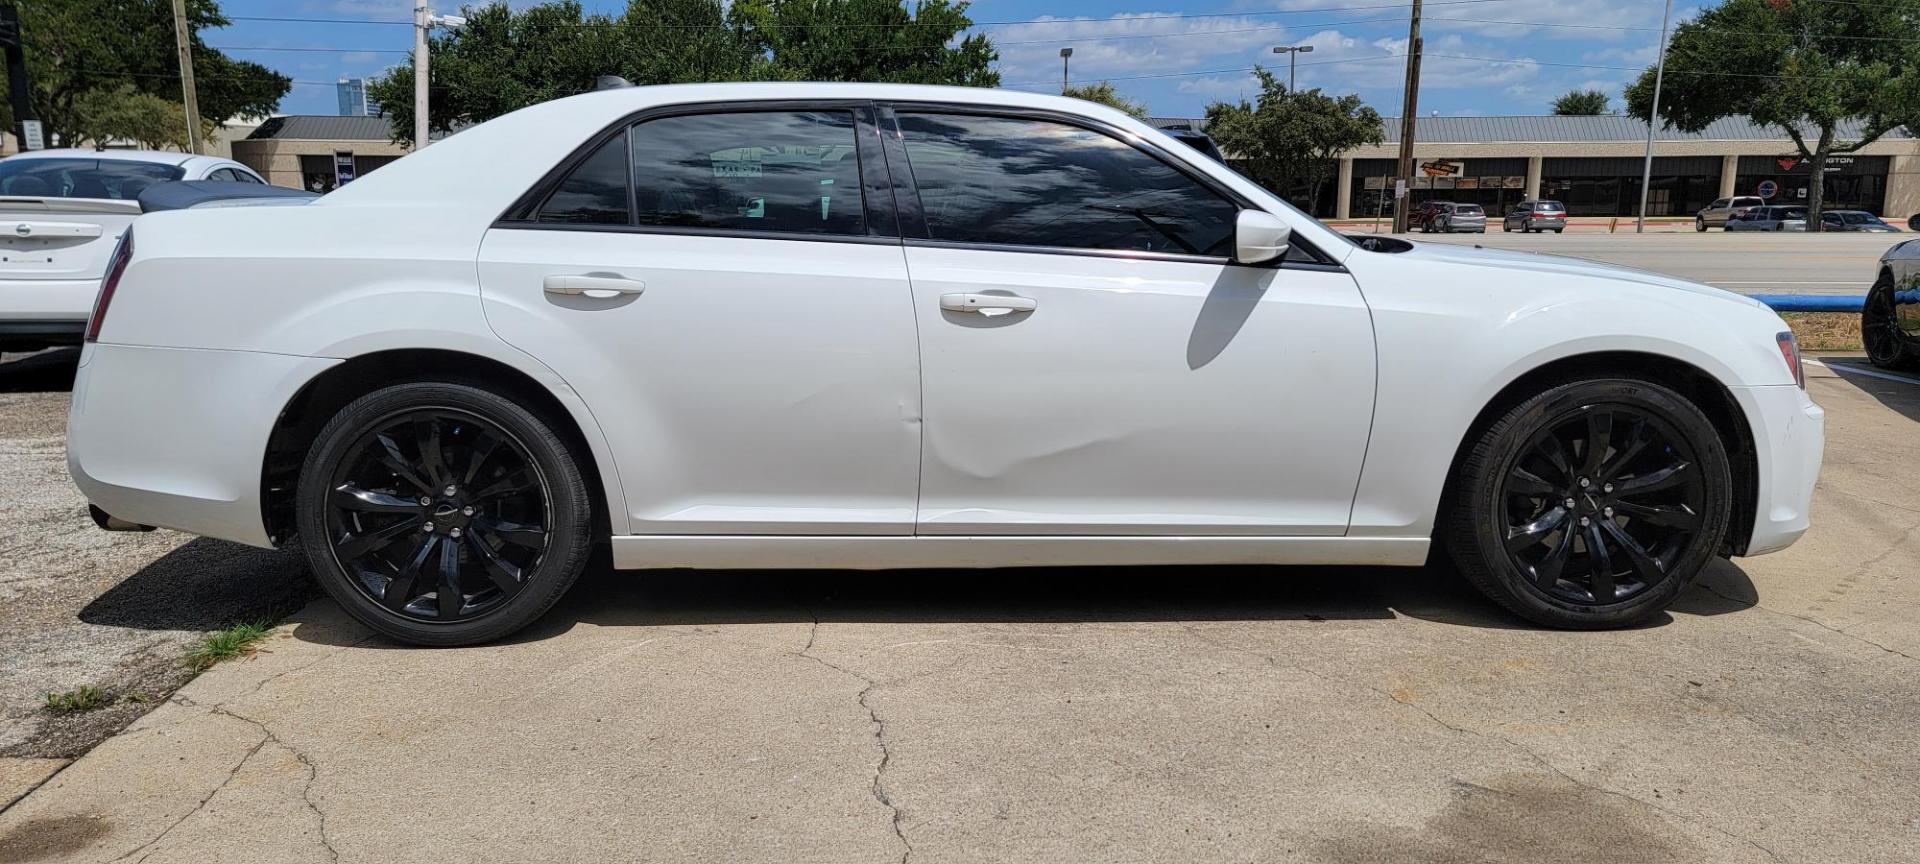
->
[210, 45, 409, 54]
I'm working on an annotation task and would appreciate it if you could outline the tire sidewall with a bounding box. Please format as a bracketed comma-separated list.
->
[295, 382, 593, 646]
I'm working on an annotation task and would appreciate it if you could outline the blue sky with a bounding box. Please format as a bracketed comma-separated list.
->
[212, 0, 1699, 119]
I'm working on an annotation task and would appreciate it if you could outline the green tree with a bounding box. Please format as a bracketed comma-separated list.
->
[371, 0, 997, 146]
[1626, 0, 1920, 229]
[69, 84, 214, 150]
[1205, 67, 1383, 214]
[1552, 89, 1610, 116]
[0, 0, 288, 148]
[1061, 82, 1148, 119]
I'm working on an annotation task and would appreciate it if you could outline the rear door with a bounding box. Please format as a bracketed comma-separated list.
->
[478, 103, 923, 535]
[886, 107, 1376, 536]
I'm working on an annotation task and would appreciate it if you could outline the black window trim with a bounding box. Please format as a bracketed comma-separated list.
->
[496, 99, 898, 246]
[879, 100, 1340, 270]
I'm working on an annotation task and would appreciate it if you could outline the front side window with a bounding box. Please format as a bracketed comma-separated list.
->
[896, 112, 1238, 256]
[629, 111, 864, 236]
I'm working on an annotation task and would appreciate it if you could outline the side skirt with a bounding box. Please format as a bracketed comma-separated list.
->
[609, 535, 1431, 570]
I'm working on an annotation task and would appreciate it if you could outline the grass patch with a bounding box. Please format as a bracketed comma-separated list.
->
[1781, 312, 1862, 352]
[185, 620, 276, 670]
[45, 686, 111, 713]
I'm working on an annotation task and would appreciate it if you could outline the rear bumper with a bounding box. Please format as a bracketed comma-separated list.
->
[0, 278, 100, 321]
[1732, 384, 1825, 556]
[67, 342, 338, 548]
[0, 319, 84, 346]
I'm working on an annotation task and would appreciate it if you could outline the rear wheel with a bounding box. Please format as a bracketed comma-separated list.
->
[1446, 378, 1732, 629]
[1695, 217, 1708, 233]
[295, 382, 594, 646]
[1864, 271, 1919, 371]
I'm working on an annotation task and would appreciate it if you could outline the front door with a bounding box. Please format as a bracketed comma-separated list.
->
[887, 109, 1377, 536]
[479, 105, 921, 535]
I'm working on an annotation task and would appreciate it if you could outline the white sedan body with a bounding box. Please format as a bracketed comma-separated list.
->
[67, 83, 1823, 581]
[0, 149, 266, 346]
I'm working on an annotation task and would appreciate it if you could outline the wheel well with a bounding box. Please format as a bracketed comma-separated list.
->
[1439, 352, 1759, 556]
[260, 349, 610, 546]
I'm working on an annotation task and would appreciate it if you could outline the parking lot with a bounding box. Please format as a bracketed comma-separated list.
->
[2, 241, 1919, 862]
[1416, 230, 1897, 296]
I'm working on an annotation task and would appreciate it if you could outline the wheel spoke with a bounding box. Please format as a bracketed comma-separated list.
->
[436, 537, 463, 618]
[1532, 523, 1577, 587]
[1595, 420, 1652, 483]
[333, 485, 424, 514]
[473, 467, 536, 501]
[382, 535, 438, 611]
[462, 430, 504, 486]
[1611, 499, 1699, 529]
[1532, 432, 1575, 482]
[1507, 467, 1557, 496]
[336, 515, 425, 560]
[1613, 461, 1693, 496]
[416, 418, 450, 488]
[477, 517, 546, 549]
[1585, 522, 1617, 602]
[467, 533, 524, 592]
[1505, 506, 1569, 551]
[375, 433, 434, 494]
[1601, 519, 1668, 584]
[1580, 410, 1613, 476]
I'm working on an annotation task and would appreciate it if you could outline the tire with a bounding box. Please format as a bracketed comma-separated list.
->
[1695, 217, 1707, 233]
[1864, 270, 1920, 371]
[1553, 228, 1564, 234]
[1445, 378, 1733, 630]
[295, 381, 594, 646]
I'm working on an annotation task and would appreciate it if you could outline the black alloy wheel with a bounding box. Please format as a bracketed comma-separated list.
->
[1864, 272, 1918, 370]
[1447, 378, 1732, 629]
[297, 382, 593, 645]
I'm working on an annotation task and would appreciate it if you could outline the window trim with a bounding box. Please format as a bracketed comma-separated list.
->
[497, 99, 895, 244]
[879, 101, 1337, 268]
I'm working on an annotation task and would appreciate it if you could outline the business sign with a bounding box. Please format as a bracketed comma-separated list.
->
[1455, 177, 1481, 190]
[1364, 176, 1386, 191]
[1393, 179, 1407, 199]
[1501, 175, 1526, 189]
[1757, 180, 1778, 199]
[333, 152, 357, 186]
[1420, 159, 1465, 178]
[19, 120, 43, 151]
[1774, 155, 1854, 172]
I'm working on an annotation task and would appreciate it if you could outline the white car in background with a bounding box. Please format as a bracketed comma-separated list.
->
[0, 149, 265, 353]
[67, 83, 1824, 645]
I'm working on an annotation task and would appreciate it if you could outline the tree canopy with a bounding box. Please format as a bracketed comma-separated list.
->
[370, 0, 998, 144]
[1061, 82, 1149, 119]
[1626, 0, 1920, 228]
[1552, 89, 1610, 116]
[1205, 68, 1383, 214]
[0, 0, 288, 149]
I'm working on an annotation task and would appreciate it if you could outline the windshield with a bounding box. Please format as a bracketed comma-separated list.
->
[0, 158, 185, 200]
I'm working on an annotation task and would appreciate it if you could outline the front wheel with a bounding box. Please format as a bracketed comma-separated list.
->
[1445, 378, 1733, 629]
[295, 381, 594, 646]
[1695, 217, 1708, 233]
[1864, 271, 1919, 370]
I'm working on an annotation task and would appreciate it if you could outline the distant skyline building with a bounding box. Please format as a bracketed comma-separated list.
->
[336, 78, 381, 117]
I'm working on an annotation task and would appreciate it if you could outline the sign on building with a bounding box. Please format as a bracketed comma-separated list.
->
[334, 152, 357, 186]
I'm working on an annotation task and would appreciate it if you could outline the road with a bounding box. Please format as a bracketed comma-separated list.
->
[1409, 231, 1898, 296]
[1, 353, 1917, 863]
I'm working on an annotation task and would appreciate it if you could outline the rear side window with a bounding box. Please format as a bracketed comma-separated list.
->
[1734, 197, 1763, 207]
[0, 158, 184, 200]
[535, 134, 631, 225]
[897, 112, 1238, 256]
[628, 111, 864, 236]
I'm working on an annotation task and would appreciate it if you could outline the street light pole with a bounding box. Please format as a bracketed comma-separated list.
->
[1635, 0, 1675, 234]
[412, 3, 466, 151]
[1272, 44, 1315, 92]
[1060, 47, 1072, 93]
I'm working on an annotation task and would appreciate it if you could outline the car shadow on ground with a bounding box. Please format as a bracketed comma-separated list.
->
[77, 538, 317, 631]
[0, 348, 80, 394]
[1819, 354, 1920, 424]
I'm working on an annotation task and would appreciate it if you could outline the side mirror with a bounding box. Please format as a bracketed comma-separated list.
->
[1234, 210, 1291, 265]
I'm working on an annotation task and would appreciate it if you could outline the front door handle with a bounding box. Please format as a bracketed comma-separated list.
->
[940, 293, 1037, 315]
[544, 274, 646, 300]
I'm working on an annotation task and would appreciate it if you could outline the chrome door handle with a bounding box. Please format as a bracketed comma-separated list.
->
[939, 293, 1037, 315]
[543, 274, 645, 299]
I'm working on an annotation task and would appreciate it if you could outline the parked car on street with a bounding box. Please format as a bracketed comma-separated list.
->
[0, 150, 266, 353]
[1725, 205, 1808, 232]
[1697, 196, 1767, 231]
[1420, 202, 1486, 234]
[1818, 210, 1899, 233]
[1409, 200, 1452, 232]
[1502, 201, 1567, 233]
[1867, 239, 1920, 370]
[68, 83, 1822, 645]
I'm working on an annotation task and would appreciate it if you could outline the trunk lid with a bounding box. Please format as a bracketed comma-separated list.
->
[0, 197, 139, 281]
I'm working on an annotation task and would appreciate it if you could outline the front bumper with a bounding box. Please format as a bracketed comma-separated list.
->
[68, 342, 338, 548]
[1732, 384, 1825, 556]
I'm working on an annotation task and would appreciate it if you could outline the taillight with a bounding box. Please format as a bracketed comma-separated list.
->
[86, 230, 132, 344]
[1534, 210, 1555, 217]
[1776, 331, 1804, 388]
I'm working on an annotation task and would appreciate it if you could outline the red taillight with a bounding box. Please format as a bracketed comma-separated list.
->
[1776, 331, 1804, 388]
[86, 230, 132, 344]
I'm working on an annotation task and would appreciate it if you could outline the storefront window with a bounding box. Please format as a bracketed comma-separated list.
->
[1733, 155, 1888, 213]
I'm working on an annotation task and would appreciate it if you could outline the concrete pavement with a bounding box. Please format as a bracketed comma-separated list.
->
[1410, 231, 1898, 296]
[2, 360, 1917, 863]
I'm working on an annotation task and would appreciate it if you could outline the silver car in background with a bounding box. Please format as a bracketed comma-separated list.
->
[1726, 205, 1808, 232]
[1425, 202, 1487, 234]
[1503, 200, 1567, 233]
[1697, 196, 1768, 231]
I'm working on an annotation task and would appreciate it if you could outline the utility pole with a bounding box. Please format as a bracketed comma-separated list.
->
[1272, 44, 1314, 92]
[170, 0, 202, 154]
[1635, 0, 1675, 234]
[1392, 0, 1423, 234]
[414, 1, 431, 150]
[0, 3, 40, 151]
[1059, 48, 1072, 93]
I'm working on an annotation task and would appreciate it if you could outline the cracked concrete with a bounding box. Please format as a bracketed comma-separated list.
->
[1, 360, 1918, 863]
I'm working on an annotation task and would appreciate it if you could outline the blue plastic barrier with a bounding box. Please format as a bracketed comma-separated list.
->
[1750, 294, 1865, 313]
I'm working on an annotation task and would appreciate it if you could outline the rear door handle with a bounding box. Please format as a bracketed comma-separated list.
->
[543, 274, 645, 299]
[939, 293, 1037, 315]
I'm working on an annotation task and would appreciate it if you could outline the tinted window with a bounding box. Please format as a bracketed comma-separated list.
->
[1844, 213, 1872, 225]
[1538, 201, 1566, 212]
[0, 158, 184, 200]
[898, 113, 1238, 256]
[1457, 205, 1483, 216]
[1709, 199, 1728, 208]
[628, 111, 864, 236]
[233, 168, 264, 184]
[536, 134, 631, 225]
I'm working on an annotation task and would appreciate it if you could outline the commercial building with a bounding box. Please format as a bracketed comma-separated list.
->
[229, 116, 410, 192]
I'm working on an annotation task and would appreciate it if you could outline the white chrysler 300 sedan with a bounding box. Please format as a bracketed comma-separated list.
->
[68, 83, 1824, 645]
